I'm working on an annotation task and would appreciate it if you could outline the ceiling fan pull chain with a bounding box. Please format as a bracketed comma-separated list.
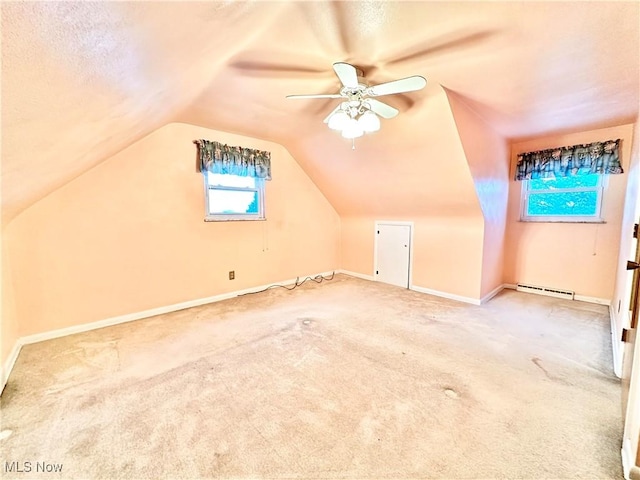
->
[352, 139, 356, 150]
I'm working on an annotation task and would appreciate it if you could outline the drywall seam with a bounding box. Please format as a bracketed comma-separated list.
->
[339, 270, 375, 281]
[0, 269, 336, 395]
[410, 285, 481, 305]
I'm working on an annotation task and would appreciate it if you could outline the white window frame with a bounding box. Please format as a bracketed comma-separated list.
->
[203, 173, 266, 222]
[520, 175, 606, 223]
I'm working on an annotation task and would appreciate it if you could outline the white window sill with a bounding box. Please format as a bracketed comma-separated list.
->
[518, 219, 606, 224]
[204, 217, 266, 222]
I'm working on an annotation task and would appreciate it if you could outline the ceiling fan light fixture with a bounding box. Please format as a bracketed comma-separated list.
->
[287, 62, 425, 145]
[341, 118, 364, 139]
[328, 110, 350, 130]
[358, 110, 381, 133]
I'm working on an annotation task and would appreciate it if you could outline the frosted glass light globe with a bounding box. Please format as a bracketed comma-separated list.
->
[328, 111, 349, 130]
[341, 118, 364, 139]
[358, 110, 380, 132]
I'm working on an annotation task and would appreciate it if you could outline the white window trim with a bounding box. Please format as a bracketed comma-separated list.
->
[520, 175, 606, 223]
[203, 175, 266, 222]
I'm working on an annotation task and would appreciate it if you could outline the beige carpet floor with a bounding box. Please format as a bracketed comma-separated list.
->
[0, 274, 623, 479]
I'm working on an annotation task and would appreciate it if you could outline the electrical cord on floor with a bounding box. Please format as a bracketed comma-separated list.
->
[237, 271, 335, 296]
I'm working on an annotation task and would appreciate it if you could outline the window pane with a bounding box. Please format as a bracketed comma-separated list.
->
[208, 189, 259, 214]
[529, 174, 600, 191]
[206, 172, 256, 188]
[527, 191, 598, 216]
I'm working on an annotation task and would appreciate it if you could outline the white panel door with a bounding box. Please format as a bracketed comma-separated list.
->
[375, 224, 411, 288]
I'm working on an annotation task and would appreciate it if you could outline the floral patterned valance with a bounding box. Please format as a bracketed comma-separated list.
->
[515, 139, 622, 181]
[194, 139, 271, 180]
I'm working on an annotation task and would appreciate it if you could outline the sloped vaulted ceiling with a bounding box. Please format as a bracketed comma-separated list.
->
[2, 1, 639, 223]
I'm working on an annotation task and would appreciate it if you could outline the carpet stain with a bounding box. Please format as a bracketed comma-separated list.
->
[531, 357, 572, 386]
[444, 388, 459, 399]
[532, 357, 551, 378]
[213, 451, 230, 469]
[78, 394, 100, 410]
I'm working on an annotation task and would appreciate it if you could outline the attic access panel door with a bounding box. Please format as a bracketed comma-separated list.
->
[375, 222, 412, 289]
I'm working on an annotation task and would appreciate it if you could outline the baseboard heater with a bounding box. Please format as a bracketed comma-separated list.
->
[516, 283, 575, 300]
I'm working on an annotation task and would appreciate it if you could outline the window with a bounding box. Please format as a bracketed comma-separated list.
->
[204, 172, 265, 221]
[520, 174, 605, 222]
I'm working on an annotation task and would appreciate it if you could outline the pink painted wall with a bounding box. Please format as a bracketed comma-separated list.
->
[339, 88, 511, 302]
[340, 216, 376, 277]
[5, 123, 340, 337]
[341, 215, 485, 299]
[1, 240, 19, 373]
[282, 84, 484, 219]
[337, 86, 486, 300]
[411, 216, 484, 296]
[504, 124, 635, 299]
[447, 91, 510, 298]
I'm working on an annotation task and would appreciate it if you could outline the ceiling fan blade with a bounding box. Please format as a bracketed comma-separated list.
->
[367, 76, 427, 97]
[286, 94, 344, 99]
[365, 99, 399, 119]
[333, 62, 359, 88]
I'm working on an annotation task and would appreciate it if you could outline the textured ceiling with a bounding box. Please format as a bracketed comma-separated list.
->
[2, 1, 639, 222]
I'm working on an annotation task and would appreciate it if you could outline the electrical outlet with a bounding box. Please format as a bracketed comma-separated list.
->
[229, 271, 235, 280]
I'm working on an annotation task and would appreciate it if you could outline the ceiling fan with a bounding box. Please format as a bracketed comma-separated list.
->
[286, 62, 426, 143]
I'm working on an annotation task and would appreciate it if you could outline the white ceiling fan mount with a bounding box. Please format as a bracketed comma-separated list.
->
[286, 62, 427, 146]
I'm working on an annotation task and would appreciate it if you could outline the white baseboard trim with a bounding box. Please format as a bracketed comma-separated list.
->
[20, 270, 336, 346]
[1, 341, 23, 395]
[622, 437, 639, 480]
[340, 271, 485, 305]
[505, 283, 612, 306]
[339, 270, 375, 281]
[1, 269, 337, 396]
[574, 294, 611, 306]
[610, 307, 623, 378]
[410, 285, 481, 305]
[480, 284, 506, 305]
